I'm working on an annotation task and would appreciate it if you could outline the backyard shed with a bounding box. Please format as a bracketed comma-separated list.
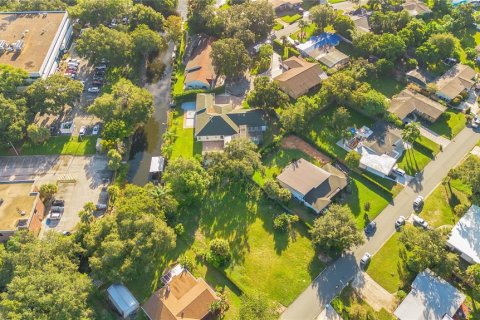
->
[107, 284, 139, 319]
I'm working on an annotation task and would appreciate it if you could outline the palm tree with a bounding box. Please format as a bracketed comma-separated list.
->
[298, 19, 308, 41]
[401, 121, 421, 163]
[280, 35, 288, 58]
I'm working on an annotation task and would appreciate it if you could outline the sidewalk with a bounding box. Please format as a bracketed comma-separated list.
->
[419, 125, 450, 149]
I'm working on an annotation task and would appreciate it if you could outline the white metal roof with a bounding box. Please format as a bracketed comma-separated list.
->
[447, 204, 480, 264]
[107, 284, 139, 316]
[360, 152, 396, 176]
[394, 270, 465, 320]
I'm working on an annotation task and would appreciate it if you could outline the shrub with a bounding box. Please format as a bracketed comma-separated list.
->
[364, 202, 370, 212]
[349, 303, 368, 320]
[273, 213, 299, 231]
[174, 223, 185, 235]
[264, 179, 292, 203]
[406, 58, 418, 69]
[207, 238, 231, 268]
[27, 124, 50, 144]
[451, 96, 462, 106]
[454, 203, 469, 217]
[39, 183, 58, 200]
[178, 254, 196, 271]
[397, 289, 407, 300]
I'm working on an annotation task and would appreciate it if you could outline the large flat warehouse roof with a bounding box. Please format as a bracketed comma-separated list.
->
[0, 11, 66, 73]
[0, 183, 36, 230]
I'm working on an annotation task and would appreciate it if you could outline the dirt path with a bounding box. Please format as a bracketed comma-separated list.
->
[281, 135, 331, 165]
[352, 272, 396, 312]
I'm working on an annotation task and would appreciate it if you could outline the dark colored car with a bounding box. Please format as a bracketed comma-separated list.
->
[52, 199, 65, 207]
[364, 221, 377, 235]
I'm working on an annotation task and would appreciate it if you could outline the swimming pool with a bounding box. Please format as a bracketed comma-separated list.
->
[297, 33, 341, 52]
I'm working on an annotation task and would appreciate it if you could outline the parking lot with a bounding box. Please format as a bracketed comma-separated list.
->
[0, 155, 111, 235]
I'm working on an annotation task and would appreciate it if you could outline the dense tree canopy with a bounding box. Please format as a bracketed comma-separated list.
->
[83, 184, 176, 283]
[0, 64, 28, 99]
[0, 0, 69, 11]
[0, 232, 92, 319]
[0, 95, 26, 144]
[246, 76, 290, 110]
[210, 38, 251, 79]
[70, 0, 133, 27]
[88, 78, 154, 134]
[26, 74, 83, 115]
[76, 25, 134, 66]
[130, 3, 165, 31]
[310, 204, 364, 254]
[131, 24, 166, 59]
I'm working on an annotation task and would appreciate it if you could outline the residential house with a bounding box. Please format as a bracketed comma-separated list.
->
[276, 158, 348, 213]
[402, 1, 432, 16]
[347, 8, 371, 33]
[107, 284, 139, 319]
[435, 64, 476, 102]
[394, 269, 467, 320]
[343, 123, 405, 178]
[142, 265, 220, 320]
[269, 0, 302, 12]
[0, 182, 45, 242]
[274, 56, 328, 99]
[389, 89, 447, 123]
[317, 48, 350, 69]
[406, 68, 436, 88]
[447, 204, 480, 264]
[184, 37, 216, 90]
[194, 93, 267, 153]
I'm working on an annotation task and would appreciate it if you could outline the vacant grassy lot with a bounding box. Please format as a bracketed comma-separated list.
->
[346, 172, 393, 228]
[0, 136, 98, 156]
[366, 76, 405, 98]
[280, 14, 302, 24]
[304, 107, 375, 159]
[331, 285, 395, 320]
[397, 136, 440, 175]
[428, 110, 466, 139]
[366, 232, 413, 294]
[169, 109, 202, 159]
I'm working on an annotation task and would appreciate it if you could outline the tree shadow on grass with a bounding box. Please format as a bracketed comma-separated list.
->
[204, 263, 242, 296]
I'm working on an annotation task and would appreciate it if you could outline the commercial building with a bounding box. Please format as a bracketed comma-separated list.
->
[0, 11, 73, 79]
[0, 182, 45, 242]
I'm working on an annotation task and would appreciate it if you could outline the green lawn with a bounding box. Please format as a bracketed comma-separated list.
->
[169, 109, 202, 159]
[273, 22, 284, 31]
[397, 136, 440, 175]
[305, 107, 375, 159]
[428, 110, 466, 139]
[346, 172, 393, 228]
[1, 136, 98, 156]
[366, 233, 414, 294]
[328, 0, 347, 3]
[366, 76, 405, 98]
[331, 285, 395, 320]
[173, 65, 186, 96]
[280, 14, 302, 24]
[191, 183, 324, 306]
[290, 23, 317, 42]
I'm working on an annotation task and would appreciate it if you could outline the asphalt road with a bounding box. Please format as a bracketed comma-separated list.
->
[281, 126, 480, 320]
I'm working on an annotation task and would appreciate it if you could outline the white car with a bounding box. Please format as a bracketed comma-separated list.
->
[87, 87, 100, 93]
[79, 126, 86, 136]
[472, 115, 480, 128]
[395, 216, 406, 228]
[92, 124, 100, 135]
[360, 252, 371, 267]
[48, 212, 62, 220]
[412, 214, 429, 229]
[413, 195, 424, 208]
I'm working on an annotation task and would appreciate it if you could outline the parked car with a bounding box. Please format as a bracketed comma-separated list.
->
[92, 80, 104, 86]
[48, 211, 62, 220]
[393, 167, 406, 177]
[51, 206, 64, 213]
[472, 115, 480, 128]
[364, 221, 377, 236]
[96, 203, 107, 211]
[95, 65, 107, 70]
[443, 57, 458, 66]
[52, 199, 65, 207]
[413, 195, 424, 209]
[68, 58, 80, 63]
[395, 216, 406, 229]
[62, 231, 71, 236]
[360, 252, 371, 268]
[93, 76, 104, 81]
[92, 124, 100, 135]
[412, 214, 429, 229]
[87, 87, 100, 93]
[79, 126, 86, 136]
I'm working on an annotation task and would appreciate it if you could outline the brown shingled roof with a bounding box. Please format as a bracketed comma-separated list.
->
[436, 64, 476, 101]
[142, 271, 220, 320]
[274, 56, 327, 99]
[389, 89, 446, 122]
[185, 37, 216, 88]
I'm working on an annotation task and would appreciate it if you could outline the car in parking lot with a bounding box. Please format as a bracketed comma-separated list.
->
[360, 252, 371, 268]
[48, 211, 62, 220]
[52, 199, 65, 206]
[412, 214, 429, 229]
[79, 126, 86, 136]
[395, 216, 406, 229]
[88, 87, 100, 93]
[92, 124, 100, 135]
[413, 196, 424, 209]
[364, 221, 377, 236]
[92, 80, 104, 86]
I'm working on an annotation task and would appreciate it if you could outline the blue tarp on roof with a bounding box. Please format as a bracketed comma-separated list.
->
[107, 284, 139, 318]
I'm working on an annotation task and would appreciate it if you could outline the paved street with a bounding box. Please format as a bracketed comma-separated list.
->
[281, 126, 480, 320]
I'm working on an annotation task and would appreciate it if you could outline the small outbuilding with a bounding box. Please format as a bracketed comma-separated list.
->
[107, 284, 140, 319]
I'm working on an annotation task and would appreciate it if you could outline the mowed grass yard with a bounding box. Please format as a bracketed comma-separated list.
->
[0, 136, 97, 156]
[366, 76, 405, 99]
[428, 110, 466, 139]
[169, 109, 202, 159]
[397, 136, 440, 175]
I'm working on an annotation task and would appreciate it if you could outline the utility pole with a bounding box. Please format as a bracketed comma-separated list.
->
[9, 141, 19, 156]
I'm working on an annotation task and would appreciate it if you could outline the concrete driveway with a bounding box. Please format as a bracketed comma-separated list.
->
[281, 126, 480, 320]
